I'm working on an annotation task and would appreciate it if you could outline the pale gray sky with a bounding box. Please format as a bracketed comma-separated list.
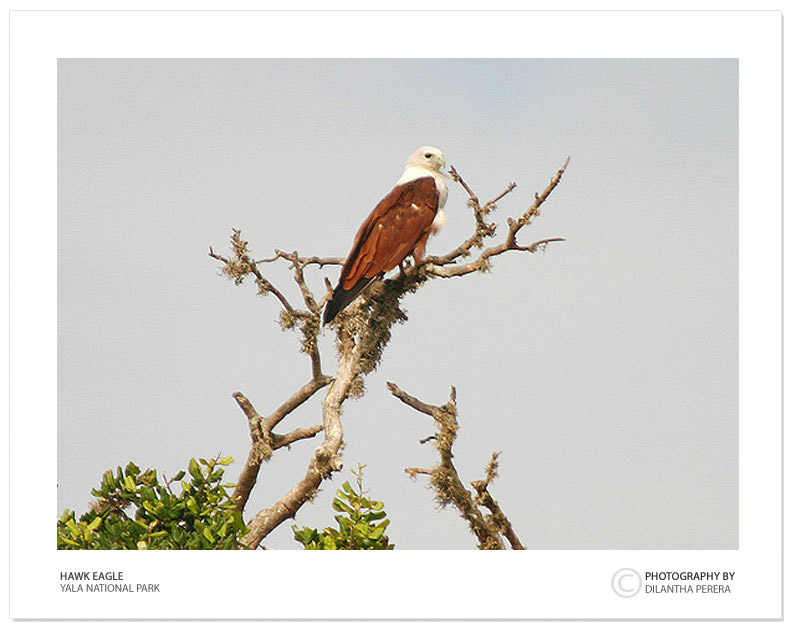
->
[58, 58, 737, 549]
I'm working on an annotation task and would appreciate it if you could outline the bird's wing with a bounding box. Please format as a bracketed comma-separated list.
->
[341, 177, 439, 291]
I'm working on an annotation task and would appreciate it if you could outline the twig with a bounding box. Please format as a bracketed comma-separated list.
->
[256, 253, 345, 268]
[249, 263, 295, 313]
[208, 247, 229, 264]
[485, 182, 518, 208]
[525, 237, 567, 252]
[448, 164, 480, 207]
[272, 425, 324, 449]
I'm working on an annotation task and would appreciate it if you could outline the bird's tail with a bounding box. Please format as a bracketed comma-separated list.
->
[323, 277, 373, 325]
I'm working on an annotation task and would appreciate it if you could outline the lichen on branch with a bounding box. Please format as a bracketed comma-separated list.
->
[387, 382, 525, 550]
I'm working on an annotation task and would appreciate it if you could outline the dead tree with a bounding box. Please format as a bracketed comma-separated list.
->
[387, 382, 524, 550]
[209, 158, 569, 549]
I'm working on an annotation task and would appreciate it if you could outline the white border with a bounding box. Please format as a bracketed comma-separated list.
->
[9, 9, 781, 620]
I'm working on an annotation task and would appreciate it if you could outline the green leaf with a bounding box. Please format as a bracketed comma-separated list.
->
[123, 476, 137, 492]
[355, 521, 369, 535]
[66, 519, 80, 537]
[323, 537, 337, 550]
[218, 455, 234, 466]
[202, 527, 216, 543]
[188, 458, 201, 479]
[332, 498, 355, 514]
[87, 516, 102, 531]
[102, 470, 115, 491]
[139, 486, 156, 503]
[369, 520, 390, 539]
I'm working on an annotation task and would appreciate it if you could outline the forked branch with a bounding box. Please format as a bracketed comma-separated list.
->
[230, 383, 328, 515]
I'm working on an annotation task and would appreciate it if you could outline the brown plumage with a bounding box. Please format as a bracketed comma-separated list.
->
[323, 176, 440, 324]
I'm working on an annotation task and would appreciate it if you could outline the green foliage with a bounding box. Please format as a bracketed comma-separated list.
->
[57, 456, 248, 550]
[293, 465, 394, 550]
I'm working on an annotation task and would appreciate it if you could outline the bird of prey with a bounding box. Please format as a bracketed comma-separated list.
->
[323, 146, 449, 325]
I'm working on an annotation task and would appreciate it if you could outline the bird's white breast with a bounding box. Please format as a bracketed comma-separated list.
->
[398, 166, 449, 210]
[430, 208, 446, 233]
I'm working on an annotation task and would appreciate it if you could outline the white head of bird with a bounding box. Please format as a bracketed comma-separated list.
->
[406, 146, 446, 171]
[397, 145, 449, 206]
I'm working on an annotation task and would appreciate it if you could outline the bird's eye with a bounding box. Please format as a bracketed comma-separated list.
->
[424, 153, 432, 159]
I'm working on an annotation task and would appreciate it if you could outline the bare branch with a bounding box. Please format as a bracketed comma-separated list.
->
[208, 231, 296, 313]
[232, 391, 263, 426]
[231, 392, 270, 512]
[388, 382, 506, 550]
[470, 452, 525, 550]
[427, 166, 497, 266]
[448, 164, 480, 207]
[299, 256, 345, 267]
[211, 231, 332, 382]
[272, 425, 324, 449]
[472, 475, 526, 551]
[261, 377, 332, 433]
[258, 248, 327, 380]
[255, 251, 345, 268]
[208, 246, 229, 264]
[276, 250, 320, 314]
[485, 182, 517, 208]
[386, 382, 438, 418]
[513, 156, 571, 231]
[389, 382, 526, 551]
[240, 335, 364, 548]
[249, 262, 295, 313]
[230, 378, 331, 513]
[425, 157, 569, 275]
[525, 237, 567, 252]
